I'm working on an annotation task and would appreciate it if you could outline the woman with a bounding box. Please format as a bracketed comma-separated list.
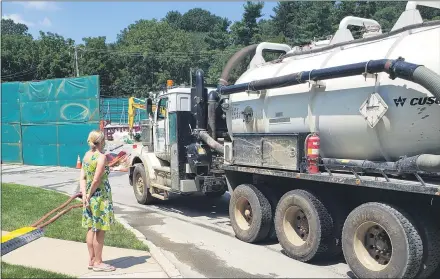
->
[79, 130, 116, 272]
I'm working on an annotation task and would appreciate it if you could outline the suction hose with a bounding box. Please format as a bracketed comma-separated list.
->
[199, 130, 224, 154]
[208, 90, 220, 140]
[323, 154, 440, 174]
[219, 44, 258, 86]
[217, 57, 440, 102]
[199, 44, 257, 151]
[402, 154, 440, 173]
[412, 67, 440, 102]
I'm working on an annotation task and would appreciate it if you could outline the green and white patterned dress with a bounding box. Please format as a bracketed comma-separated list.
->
[82, 151, 115, 232]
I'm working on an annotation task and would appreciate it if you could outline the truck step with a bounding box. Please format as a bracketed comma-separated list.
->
[151, 182, 172, 191]
[153, 166, 171, 173]
[151, 193, 167, 200]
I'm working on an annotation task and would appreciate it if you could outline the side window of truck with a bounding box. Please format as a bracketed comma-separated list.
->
[157, 98, 168, 120]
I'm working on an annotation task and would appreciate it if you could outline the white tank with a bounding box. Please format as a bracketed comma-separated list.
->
[226, 2, 440, 161]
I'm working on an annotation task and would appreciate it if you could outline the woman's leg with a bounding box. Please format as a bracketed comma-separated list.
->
[86, 228, 95, 266]
[92, 230, 115, 271]
[93, 230, 105, 265]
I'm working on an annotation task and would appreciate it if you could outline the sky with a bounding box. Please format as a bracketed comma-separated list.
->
[1, 1, 278, 44]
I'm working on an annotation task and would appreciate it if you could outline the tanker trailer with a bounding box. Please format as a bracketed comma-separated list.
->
[194, 1, 440, 278]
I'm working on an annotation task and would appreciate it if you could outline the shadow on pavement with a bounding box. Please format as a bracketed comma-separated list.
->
[105, 255, 151, 269]
[151, 192, 231, 220]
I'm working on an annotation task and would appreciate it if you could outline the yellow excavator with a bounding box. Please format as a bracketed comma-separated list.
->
[128, 96, 158, 134]
[128, 97, 147, 134]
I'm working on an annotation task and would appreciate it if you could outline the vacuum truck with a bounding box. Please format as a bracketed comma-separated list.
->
[129, 1, 440, 278]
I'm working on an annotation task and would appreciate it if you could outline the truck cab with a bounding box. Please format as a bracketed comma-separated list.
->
[128, 84, 227, 204]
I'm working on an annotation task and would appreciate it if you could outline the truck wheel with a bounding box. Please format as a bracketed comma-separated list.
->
[411, 210, 440, 279]
[132, 164, 155, 205]
[229, 184, 272, 243]
[342, 202, 423, 279]
[259, 187, 279, 241]
[324, 198, 349, 258]
[275, 189, 334, 262]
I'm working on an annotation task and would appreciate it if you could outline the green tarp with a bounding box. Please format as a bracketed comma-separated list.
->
[1, 75, 100, 167]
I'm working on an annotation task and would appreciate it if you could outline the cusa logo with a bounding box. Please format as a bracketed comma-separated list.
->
[393, 96, 439, 107]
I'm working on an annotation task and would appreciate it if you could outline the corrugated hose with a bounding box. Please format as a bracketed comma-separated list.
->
[31, 192, 83, 229]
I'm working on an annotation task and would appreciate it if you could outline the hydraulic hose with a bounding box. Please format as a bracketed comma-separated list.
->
[217, 58, 440, 102]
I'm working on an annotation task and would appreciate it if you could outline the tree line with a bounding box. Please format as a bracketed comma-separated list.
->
[2, 1, 439, 98]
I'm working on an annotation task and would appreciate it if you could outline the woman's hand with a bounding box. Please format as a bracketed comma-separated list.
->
[83, 194, 91, 208]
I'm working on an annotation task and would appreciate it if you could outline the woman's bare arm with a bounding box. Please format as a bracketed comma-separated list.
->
[87, 154, 107, 199]
[79, 166, 87, 200]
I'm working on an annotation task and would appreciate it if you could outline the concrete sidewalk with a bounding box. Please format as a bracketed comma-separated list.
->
[1, 231, 168, 278]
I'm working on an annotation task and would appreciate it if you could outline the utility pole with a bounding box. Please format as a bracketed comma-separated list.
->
[189, 68, 193, 88]
[74, 46, 80, 77]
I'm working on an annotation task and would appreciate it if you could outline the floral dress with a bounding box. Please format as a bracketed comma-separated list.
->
[82, 151, 115, 232]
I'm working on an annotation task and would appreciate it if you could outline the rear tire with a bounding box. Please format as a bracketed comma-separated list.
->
[275, 189, 334, 262]
[132, 164, 155, 205]
[259, 186, 279, 241]
[229, 184, 272, 243]
[342, 202, 423, 279]
[410, 210, 440, 279]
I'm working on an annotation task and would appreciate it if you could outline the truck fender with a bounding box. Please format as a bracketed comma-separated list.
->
[129, 152, 165, 183]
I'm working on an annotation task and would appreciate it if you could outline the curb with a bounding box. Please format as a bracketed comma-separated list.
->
[115, 214, 183, 279]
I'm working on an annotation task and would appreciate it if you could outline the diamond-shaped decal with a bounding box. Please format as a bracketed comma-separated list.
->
[359, 93, 388, 128]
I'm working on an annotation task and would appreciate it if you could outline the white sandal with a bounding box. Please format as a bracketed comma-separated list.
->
[93, 263, 116, 272]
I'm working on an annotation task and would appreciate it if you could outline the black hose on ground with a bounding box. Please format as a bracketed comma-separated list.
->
[219, 44, 258, 86]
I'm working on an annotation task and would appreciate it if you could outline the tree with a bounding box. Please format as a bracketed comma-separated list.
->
[271, 1, 303, 44]
[180, 8, 225, 33]
[35, 31, 74, 80]
[164, 11, 182, 29]
[257, 19, 286, 44]
[78, 36, 118, 97]
[114, 19, 196, 94]
[3, 1, 440, 94]
[1, 19, 38, 82]
[294, 2, 335, 44]
[204, 18, 231, 50]
[231, 1, 264, 45]
[1, 18, 31, 36]
[1, 34, 38, 81]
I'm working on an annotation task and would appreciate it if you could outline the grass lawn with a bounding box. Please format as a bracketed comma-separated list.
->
[1, 262, 75, 278]
[1, 183, 148, 251]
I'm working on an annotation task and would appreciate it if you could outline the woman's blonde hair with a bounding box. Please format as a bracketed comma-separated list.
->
[87, 130, 105, 150]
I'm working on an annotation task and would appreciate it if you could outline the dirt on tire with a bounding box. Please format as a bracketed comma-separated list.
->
[274, 189, 334, 262]
[342, 202, 423, 279]
[229, 184, 272, 243]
